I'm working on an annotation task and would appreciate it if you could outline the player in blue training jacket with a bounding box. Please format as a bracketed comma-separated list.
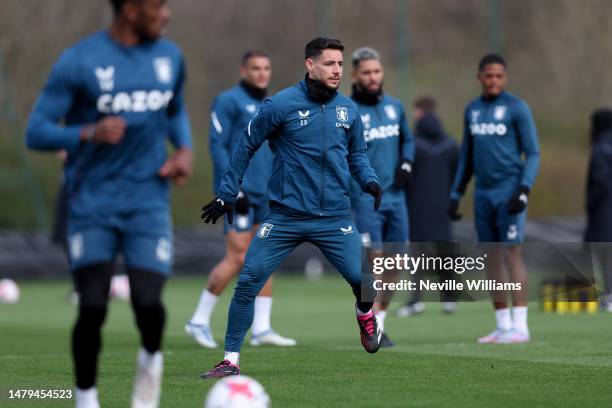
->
[25, 1, 192, 407]
[348, 47, 414, 348]
[449, 54, 540, 345]
[185, 51, 295, 349]
[200, 37, 383, 378]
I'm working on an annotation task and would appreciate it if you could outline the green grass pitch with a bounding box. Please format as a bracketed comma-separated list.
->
[1, 275, 611, 407]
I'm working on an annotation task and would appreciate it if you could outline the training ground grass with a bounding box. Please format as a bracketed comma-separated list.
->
[1, 275, 611, 407]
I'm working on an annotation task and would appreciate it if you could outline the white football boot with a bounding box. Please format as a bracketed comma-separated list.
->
[494, 329, 530, 344]
[185, 322, 218, 348]
[250, 330, 297, 346]
[131, 349, 163, 408]
[75, 388, 100, 408]
[477, 328, 508, 344]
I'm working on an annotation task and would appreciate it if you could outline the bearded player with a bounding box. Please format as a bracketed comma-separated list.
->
[349, 47, 414, 347]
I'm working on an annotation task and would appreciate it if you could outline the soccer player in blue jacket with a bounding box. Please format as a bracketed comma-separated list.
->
[186, 51, 295, 349]
[349, 47, 414, 348]
[25, 1, 192, 406]
[449, 54, 540, 344]
[200, 37, 383, 378]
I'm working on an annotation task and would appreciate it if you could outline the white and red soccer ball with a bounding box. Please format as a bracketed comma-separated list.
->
[205, 376, 270, 408]
[0, 279, 20, 304]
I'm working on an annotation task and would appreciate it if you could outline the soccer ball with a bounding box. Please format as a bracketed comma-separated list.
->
[205, 376, 270, 408]
[0, 279, 20, 304]
[109, 275, 130, 301]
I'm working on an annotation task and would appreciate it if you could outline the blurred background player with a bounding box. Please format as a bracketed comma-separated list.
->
[348, 47, 414, 347]
[412, 95, 436, 123]
[397, 96, 460, 317]
[449, 54, 539, 344]
[185, 51, 296, 348]
[200, 37, 383, 378]
[25, 0, 193, 407]
[584, 108, 612, 311]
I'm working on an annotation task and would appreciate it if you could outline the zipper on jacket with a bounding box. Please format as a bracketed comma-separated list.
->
[319, 104, 327, 216]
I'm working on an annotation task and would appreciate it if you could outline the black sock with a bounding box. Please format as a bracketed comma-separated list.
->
[128, 268, 167, 354]
[352, 284, 373, 313]
[72, 306, 107, 389]
[72, 263, 113, 389]
[134, 303, 166, 353]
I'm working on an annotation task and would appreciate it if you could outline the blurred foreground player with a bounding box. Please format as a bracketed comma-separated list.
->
[201, 37, 382, 378]
[348, 47, 414, 347]
[449, 54, 539, 344]
[186, 51, 295, 348]
[26, 0, 192, 406]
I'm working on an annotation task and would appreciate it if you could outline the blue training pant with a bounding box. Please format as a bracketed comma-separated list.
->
[224, 207, 364, 352]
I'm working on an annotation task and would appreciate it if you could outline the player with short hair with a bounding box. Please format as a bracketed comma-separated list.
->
[449, 54, 540, 344]
[200, 37, 383, 378]
[185, 51, 296, 348]
[349, 46, 414, 347]
[26, 1, 192, 406]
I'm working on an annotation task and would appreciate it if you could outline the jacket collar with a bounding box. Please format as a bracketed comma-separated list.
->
[299, 74, 339, 105]
[239, 80, 267, 101]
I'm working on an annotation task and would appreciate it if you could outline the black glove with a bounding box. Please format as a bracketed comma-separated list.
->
[201, 197, 235, 224]
[365, 182, 383, 210]
[448, 198, 462, 221]
[507, 186, 530, 214]
[235, 190, 250, 215]
[393, 159, 413, 189]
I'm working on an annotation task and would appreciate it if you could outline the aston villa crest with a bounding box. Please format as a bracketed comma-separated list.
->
[336, 106, 348, 122]
[384, 105, 397, 120]
[494, 106, 507, 120]
[153, 57, 172, 84]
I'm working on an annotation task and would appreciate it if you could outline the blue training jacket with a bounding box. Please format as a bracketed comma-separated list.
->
[218, 79, 379, 217]
[26, 30, 192, 217]
[451, 91, 540, 198]
[349, 94, 414, 209]
[208, 84, 272, 204]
